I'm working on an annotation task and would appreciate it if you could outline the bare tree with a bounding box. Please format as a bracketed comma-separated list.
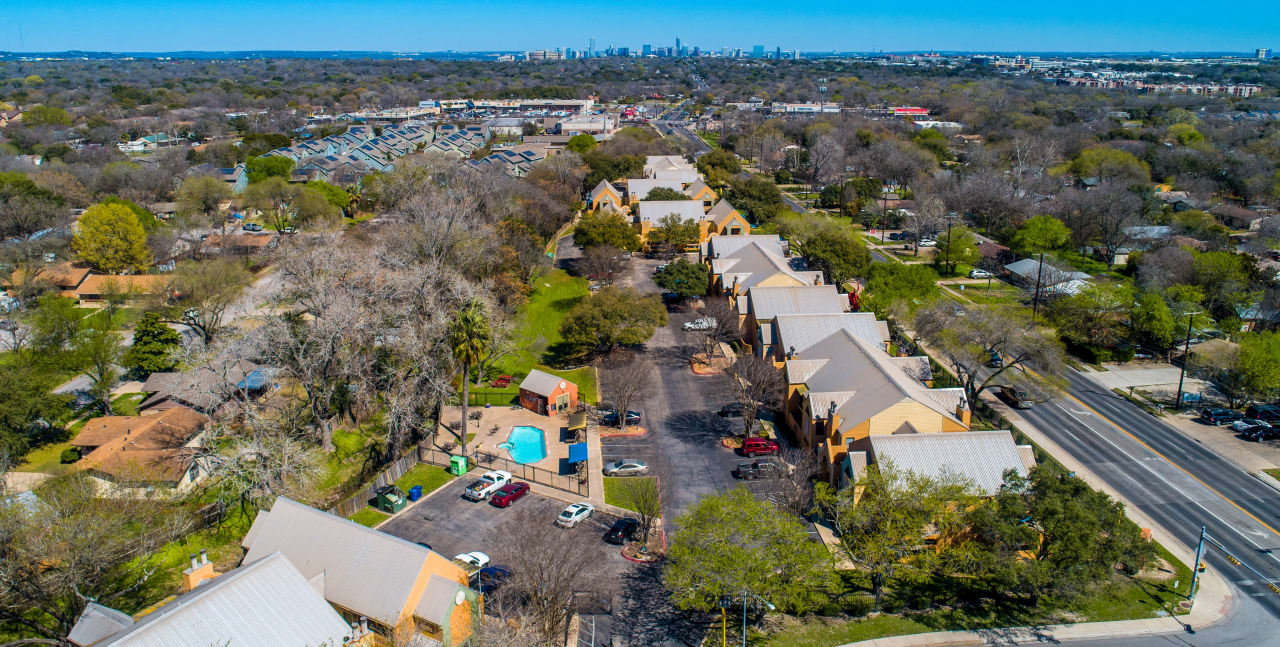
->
[160, 259, 251, 345]
[601, 354, 654, 432]
[579, 244, 626, 286]
[721, 354, 785, 436]
[808, 134, 845, 191]
[689, 298, 739, 370]
[619, 471, 664, 550]
[900, 195, 946, 257]
[764, 447, 823, 518]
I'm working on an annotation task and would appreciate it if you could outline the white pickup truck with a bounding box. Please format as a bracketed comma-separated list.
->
[463, 470, 513, 501]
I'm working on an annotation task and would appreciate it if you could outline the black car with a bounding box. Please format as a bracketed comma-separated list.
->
[604, 518, 640, 545]
[477, 565, 512, 593]
[718, 402, 743, 418]
[1246, 404, 1280, 422]
[602, 410, 641, 426]
[1200, 408, 1244, 425]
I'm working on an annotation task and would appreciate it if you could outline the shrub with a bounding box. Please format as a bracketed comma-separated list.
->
[60, 448, 81, 464]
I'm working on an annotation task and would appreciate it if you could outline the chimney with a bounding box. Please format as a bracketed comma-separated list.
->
[955, 399, 971, 428]
[825, 401, 839, 440]
[786, 346, 796, 360]
[359, 617, 368, 635]
[181, 548, 219, 591]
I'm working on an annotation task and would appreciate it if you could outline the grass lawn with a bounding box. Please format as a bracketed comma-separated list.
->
[110, 392, 146, 417]
[1266, 468, 1280, 481]
[350, 507, 390, 528]
[16, 440, 76, 474]
[940, 282, 1025, 307]
[761, 615, 933, 647]
[698, 131, 721, 148]
[393, 463, 459, 495]
[124, 503, 259, 612]
[313, 425, 378, 504]
[602, 476, 654, 512]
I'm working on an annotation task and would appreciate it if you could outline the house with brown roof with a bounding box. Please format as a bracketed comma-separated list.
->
[1210, 204, 1265, 230]
[74, 274, 170, 303]
[2, 261, 91, 298]
[73, 406, 210, 494]
[200, 231, 279, 255]
[140, 359, 271, 414]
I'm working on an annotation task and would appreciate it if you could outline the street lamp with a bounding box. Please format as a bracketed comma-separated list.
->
[740, 591, 775, 647]
[1175, 311, 1202, 411]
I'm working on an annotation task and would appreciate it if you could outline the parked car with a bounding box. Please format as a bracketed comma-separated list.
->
[1200, 408, 1244, 426]
[602, 409, 641, 426]
[683, 317, 718, 331]
[887, 232, 903, 241]
[477, 565, 512, 593]
[741, 437, 780, 457]
[1244, 426, 1280, 442]
[735, 458, 790, 480]
[489, 482, 530, 507]
[655, 264, 668, 273]
[454, 551, 491, 568]
[556, 502, 595, 528]
[603, 459, 649, 477]
[463, 470, 513, 501]
[604, 518, 640, 545]
[1231, 418, 1271, 434]
[987, 351, 1003, 368]
[242, 222, 263, 232]
[917, 238, 937, 248]
[282, 226, 298, 234]
[968, 268, 993, 279]
[718, 402, 743, 418]
[1246, 404, 1280, 422]
[1000, 385, 1034, 409]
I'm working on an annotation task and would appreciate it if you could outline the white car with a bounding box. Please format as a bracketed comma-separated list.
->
[683, 317, 718, 332]
[968, 268, 993, 279]
[556, 502, 595, 528]
[454, 551, 490, 569]
[917, 239, 937, 248]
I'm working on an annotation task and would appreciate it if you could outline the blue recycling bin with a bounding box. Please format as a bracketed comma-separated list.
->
[408, 485, 423, 502]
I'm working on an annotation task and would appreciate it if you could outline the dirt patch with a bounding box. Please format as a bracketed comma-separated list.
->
[1136, 556, 1178, 581]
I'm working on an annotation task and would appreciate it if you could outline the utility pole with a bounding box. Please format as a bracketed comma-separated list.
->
[1031, 251, 1045, 320]
[1190, 526, 1206, 603]
[1175, 311, 1201, 411]
[944, 212, 956, 275]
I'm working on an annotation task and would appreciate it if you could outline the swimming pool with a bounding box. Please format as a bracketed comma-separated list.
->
[499, 426, 548, 464]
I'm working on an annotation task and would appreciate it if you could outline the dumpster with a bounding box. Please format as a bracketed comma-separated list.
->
[449, 455, 468, 476]
[408, 485, 423, 501]
[374, 485, 407, 514]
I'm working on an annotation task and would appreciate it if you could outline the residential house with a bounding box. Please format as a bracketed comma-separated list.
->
[702, 233, 786, 263]
[74, 273, 169, 303]
[242, 497, 480, 646]
[1210, 204, 1265, 230]
[72, 405, 211, 494]
[708, 239, 823, 311]
[651, 168, 701, 183]
[684, 180, 718, 210]
[200, 231, 279, 255]
[67, 552, 355, 647]
[703, 200, 752, 236]
[767, 313, 891, 364]
[625, 178, 687, 205]
[781, 329, 971, 480]
[117, 133, 185, 153]
[469, 145, 549, 177]
[1003, 258, 1091, 296]
[739, 284, 848, 355]
[140, 359, 271, 414]
[588, 180, 624, 211]
[1, 261, 91, 298]
[840, 430, 1035, 492]
[186, 163, 248, 194]
[633, 200, 741, 248]
[518, 369, 579, 415]
[643, 155, 695, 178]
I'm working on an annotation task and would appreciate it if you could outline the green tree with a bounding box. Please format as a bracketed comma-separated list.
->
[306, 180, 353, 215]
[724, 175, 787, 223]
[162, 259, 251, 345]
[933, 224, 979, 275]
[449, 299, 491, 458]
[244, 156, 295, 184]
[21, 105, 72, 127]
[911, 128, 953, 163]
[566, 133, 598, 154]
[642, 187, 688, 201]
[100, 196, 161, 232]
[1131, 291, 1176, 350]
[74, 313, 124, 415]
[124, 312, 181, 376]
[967, 464, 1156, 604]
[1167, 122, 1205, 147]
[560, 286, 667, 354]
[663, 488, 833, 614]
[1063, 146, 1151, 184]
[573, 210, 641, 251]
[582, 151, 644, 190]
[696, 149, 742, 185]
[177, 175, 232, 224]
[0, 365, 71, 460]
[815, 461, 977, 611]
[860, 263, 939, 318]
[243, 176, 296, 231]
[799, 228, 871, 286]
[1011, 215, 1071, 256]
[72, 202, 153, 273]
[291, 185, 342, 227]
[654, 258, 709, 298]
[1236, 332, 1280, 403]
[1049, 281, 1134, 351]
[1192, 250, 1261, 321]
[28, 294, 84, 365]
[647, 213, 700, 256]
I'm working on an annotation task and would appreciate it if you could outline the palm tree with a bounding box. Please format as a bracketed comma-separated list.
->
[449, 299, 492, 459]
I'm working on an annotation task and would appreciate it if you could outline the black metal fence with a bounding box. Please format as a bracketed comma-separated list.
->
[467, 449, 590, 497]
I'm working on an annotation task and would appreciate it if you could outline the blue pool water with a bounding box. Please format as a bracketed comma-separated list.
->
[499, 426, 547, 464]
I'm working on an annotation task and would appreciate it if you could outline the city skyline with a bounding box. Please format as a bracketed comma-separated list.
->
[3, 0, 1276, 54]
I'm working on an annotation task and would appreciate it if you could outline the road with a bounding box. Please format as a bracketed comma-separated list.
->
[1017, 370, 1280, 643]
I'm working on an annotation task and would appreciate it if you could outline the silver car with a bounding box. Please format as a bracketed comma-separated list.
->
[603, 459, 649, 477]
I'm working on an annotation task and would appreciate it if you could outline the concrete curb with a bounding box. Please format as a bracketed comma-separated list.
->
[371, 470, 462, 530]
[1254, 469, 1280, 494]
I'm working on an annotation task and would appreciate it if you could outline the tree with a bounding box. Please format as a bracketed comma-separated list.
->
[573, 210, 641, 252]
[0, 472, 194, 642]
[934, 224, 979, 275]
[72, 202, 153, 274]
[664, 488, 833, 614]
[642, 187, 688, 202]
[0, 365, 70, 460]
[696, 149, 742, 185]
[449, 299, 492, 459]
[914, 303, 1066, 405]
[1235, 332, 1280, 404]
[912, 128, 953, 163]
[74, 313, 124, 415]
[721, 354, 785, 436]
[20, 105, 72, 127]
[1063, 146, 1151, 184]
[647, 213, 700, 258]
[306, 180, 353, 215]
[27, 294, 84, 364]
[621, 474, 663, 549]
[799, 228, 870, 286]
[178, 175, 231, 221]
[579, 244, 626, 286]
[654, 257, 709, 298]
[124, 312, 181, 376]
[724, 175, 787, 223]
[601, 354, 653, 433]
[686, 298, 739, 370]
[243, 176, 296, 231]
[566, 133, 598, 154]
[290, 184, 341, 228]
[162, 259, 251, 345]
[814, 461, 977, 611]
[1048, 281, 1134, 351]
[860, 263, 939, 319]
[560, 287, 666, 355]
[99, 196, 160, 232]
[244, 156, 295, 184]
[967, 464, 1156, 604]
[1131, 291, 1176, 350]
[1011, 215, 1071, 257]
[1192, 250, 1261, 321]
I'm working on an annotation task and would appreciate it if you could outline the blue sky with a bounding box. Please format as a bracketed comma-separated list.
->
[1, 0, 1274, 53]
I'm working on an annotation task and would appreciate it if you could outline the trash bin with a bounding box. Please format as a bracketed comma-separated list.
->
[408, 485, 423, 502]
[449, 455, 468, 476]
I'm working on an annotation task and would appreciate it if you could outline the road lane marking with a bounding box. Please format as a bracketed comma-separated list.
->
[1059, 387, 1280, 541]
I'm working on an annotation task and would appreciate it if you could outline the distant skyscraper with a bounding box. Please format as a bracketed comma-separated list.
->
[775, 46, 782, 59]
[642, 44, 652, 57]
[588, 37, 595, 55]
[1258, 48, 1272, 59]
[617, 47, 629, 57]
[675, 36, 682, 56]
[793, 50, 800, 60]
[752, 45, 764, 58]
[734, 48, 743, 58]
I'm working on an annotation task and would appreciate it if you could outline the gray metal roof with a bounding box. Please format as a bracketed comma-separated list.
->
[1004, 258, 1090, 283]
[636, 200, 706, 224]
[86, 552, 351, 647]
[746, 285, 846, 321]
[773, 313, 887, 354]
[705, 234, 783, 260]
[69, 602, 134, 646]
[625, 178, 685, 200]
[241, 497, 439, 627]
[414, 573, 462, 624]
[519, 368, 567, 397]
[705, 200, 740, 222]
[869, 431, 1028, 496]
[714, 244, 819, 292]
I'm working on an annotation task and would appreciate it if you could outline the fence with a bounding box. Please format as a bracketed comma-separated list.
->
[467, 449, 590, 497]
[326, 451, 423, 519]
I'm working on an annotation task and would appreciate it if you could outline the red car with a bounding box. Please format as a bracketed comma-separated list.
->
[489, 482, 530, 508]
[742, 437, 780, 457]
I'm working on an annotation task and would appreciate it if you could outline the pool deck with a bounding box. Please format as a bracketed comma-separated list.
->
[440, 405, 577, 476]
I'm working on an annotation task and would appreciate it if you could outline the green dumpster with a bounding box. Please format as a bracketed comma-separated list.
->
[449, 455, 468, 476]
[374, 485, 406, 514]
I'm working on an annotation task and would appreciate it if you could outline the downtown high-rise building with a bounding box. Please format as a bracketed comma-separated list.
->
[675, 36, 682, 56]
[1258, 48, 1272, 59]
[752, 45, 764, 58]
[642, 44, 652, 56]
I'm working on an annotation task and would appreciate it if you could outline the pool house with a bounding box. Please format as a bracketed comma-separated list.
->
[518, 369, 578, 416]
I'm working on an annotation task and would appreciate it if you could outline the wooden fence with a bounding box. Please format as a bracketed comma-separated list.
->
[326, 451, 423, 519]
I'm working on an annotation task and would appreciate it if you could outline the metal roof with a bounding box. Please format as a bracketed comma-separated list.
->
[85, 552, 352, 647]
[714, 244, 815, 291]
[68, 603, 134, 646]
[519, 369, 567, 397]
[414, 573, 462, 624]
[1004, 258, 1091, 283]
[705, 234, 784, 260]
[636, 200, 706, 224]
[625, 178, 685, 199]
[241, 498, 444, 627]
[746, 285, 846, 321]
[868, 431, 1028, 496]
[773, 313, 886, 354]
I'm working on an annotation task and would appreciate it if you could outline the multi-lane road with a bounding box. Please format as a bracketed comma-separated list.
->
[1020, 370, 1280, 643]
